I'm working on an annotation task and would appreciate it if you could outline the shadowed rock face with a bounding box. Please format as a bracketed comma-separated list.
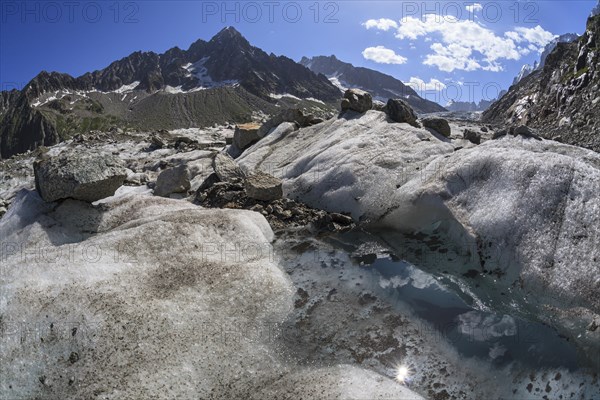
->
[483, 14, 600, 152]
[34, 152, 127, 202]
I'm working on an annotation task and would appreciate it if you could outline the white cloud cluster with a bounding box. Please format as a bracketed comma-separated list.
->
[362, 14, 556, 72]
[506, 25, 557, 48]
[465, 3, 483, 13]
[404, 77, 447, 91]
[362, 46, 407, 64]
[362, 18, 398, 31]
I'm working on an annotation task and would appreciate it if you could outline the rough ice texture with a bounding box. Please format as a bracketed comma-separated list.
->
[0, 190, 423, 399]
[238, 110, 600, 354]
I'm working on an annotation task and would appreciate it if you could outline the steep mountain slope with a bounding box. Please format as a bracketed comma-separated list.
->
[0, 27, 340, 159]
[300, 55, 446, 113]
[483, 14, 600, 151]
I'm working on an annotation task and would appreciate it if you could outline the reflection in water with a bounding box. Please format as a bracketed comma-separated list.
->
[367, 254, 583, 369]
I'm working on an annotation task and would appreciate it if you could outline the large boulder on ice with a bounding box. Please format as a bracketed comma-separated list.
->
[237, 110, 600, 355]
[421, 117, 451, 137]
[233, 122, 261, 150]
[341, 88, 373, 113]
[386, 98, 419, 127]
[33, 152, 127, 202]
[0, 190, 424, 399]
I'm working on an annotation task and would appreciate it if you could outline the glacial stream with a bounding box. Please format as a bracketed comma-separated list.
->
[276, 229, 599, 399]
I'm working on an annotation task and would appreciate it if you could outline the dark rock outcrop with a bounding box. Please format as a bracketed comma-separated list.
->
[386, 99, 418, 127]
[483, 14, 600, 151]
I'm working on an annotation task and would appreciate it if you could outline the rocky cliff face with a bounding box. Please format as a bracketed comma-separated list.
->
[0, 27, 340, 159]
[483, 15, 600, 151]
[300, 55, 446, 113]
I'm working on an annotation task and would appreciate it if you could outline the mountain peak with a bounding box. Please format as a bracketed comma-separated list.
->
[211, 26, 245, 41]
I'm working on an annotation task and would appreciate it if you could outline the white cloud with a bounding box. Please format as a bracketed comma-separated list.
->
[404, 77, 447, 91]
[388, 14, 555, 72]
[362, 46, 407, 64]
[465, 3, 483, 12]
[362, 18, 398, 31]
[506, 26, 557, 50]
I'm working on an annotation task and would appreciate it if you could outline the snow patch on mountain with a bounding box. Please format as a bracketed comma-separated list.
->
[269, 93, 301, 100]
[327, 76, 348, 92]
[114, 81, 140, 93]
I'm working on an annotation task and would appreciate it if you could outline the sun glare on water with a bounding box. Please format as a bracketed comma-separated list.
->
[395, 365, 411, 384]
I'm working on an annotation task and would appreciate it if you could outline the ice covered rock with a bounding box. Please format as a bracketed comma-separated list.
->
[381, 139, 600, 353]
[238, 110, 454, 220]
[33, 152, 127, 202]
[341, 88, 373, 113]
[0, 190, 424, 399]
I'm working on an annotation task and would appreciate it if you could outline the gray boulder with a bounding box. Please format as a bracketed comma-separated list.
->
[422, 117, 451, 137]
[245, 171, 283, 201]
[341, 89, 373, 113]
[150, 134, 168, 149]
[34, 152, 127, 203]
[153, 165, 191, 197]
[513, 125, 542, 140]
[213, 152, 245, 182]
[233, 123, 262, 150]
[372, 100, 386, 112]
[386, 99, 419, 127]
[463, 129, 482, 144]
[125, 172, 150, 186]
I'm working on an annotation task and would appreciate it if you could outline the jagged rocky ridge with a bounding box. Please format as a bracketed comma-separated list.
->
[0, 27, 340, 159]
[300, 55, 446, 114]
[445, 98, 498, 112]
[483, 14, 600, 151]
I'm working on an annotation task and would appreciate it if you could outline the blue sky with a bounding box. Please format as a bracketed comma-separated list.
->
[1, 1, 596, 104]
